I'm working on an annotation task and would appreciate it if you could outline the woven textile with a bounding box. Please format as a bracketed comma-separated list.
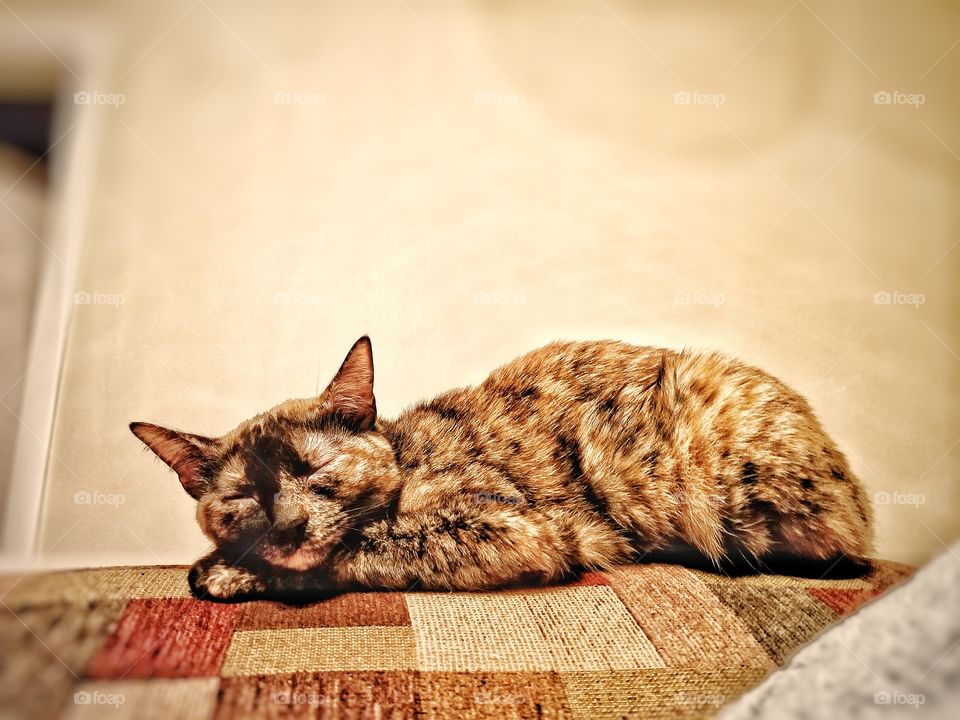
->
[0, 561, 912, 719]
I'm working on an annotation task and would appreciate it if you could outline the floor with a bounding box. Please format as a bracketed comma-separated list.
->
[0, 559, 913, 719]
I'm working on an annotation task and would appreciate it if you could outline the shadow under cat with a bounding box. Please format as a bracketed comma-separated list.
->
[192, 545, 872, 606]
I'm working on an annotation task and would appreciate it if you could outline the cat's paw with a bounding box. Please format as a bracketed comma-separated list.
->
[188, 557, 266, 601]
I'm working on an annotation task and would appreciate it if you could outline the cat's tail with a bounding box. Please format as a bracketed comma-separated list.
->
[773, 467, 875, 563]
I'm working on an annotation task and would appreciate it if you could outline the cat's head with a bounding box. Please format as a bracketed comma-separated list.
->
[130, 336, 399, 572]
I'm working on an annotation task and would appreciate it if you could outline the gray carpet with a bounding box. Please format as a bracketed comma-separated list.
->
[720, 542, 960, 719]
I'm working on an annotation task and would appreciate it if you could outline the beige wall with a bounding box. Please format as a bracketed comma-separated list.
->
[2, 0, 957, 568]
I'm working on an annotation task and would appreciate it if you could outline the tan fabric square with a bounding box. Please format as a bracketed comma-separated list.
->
[606, 565, 773, 669]
[61, 678, 219, 720]
[3, 567, 191, 605]
[220, 626, 417, 676]
[561, 668, 769, 720]
[405, 586, 665, 672]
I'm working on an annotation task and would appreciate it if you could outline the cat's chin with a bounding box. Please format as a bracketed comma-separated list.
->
[260, 545, 330, 572]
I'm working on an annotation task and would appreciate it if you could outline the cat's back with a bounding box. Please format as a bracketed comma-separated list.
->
[389, 340, 676, 466]
[396, 339, 771, 441]
[387, 340, 671, 512]
[479, 339, 667, 407]
[387, 340, 872, 565]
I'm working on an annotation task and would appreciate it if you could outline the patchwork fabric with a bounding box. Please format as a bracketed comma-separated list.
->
[0, 561, 912, 719]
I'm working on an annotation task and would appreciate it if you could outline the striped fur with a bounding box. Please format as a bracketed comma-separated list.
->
[131, 337, 873, 600]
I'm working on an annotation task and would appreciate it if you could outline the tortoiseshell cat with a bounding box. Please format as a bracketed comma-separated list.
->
[131, 337, 873, 601]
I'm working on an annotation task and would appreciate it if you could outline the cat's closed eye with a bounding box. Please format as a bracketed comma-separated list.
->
[221, 493, 250, 503]
[290, 457, 314, 478]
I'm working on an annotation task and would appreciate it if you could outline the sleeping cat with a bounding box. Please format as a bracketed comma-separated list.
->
[131, 337, 873, 601]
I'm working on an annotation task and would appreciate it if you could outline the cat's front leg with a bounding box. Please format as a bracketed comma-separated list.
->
[189, 551, 343, 602]
[334, 505, 576, 591]
[188, 551, 267, 601]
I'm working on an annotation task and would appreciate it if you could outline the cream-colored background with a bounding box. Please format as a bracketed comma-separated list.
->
[1, 0, 957, 568]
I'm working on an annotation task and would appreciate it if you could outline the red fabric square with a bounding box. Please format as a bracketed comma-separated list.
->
[86, 598, 242, 679]
[808, 587, 879, 616]
[567, 571, 609, 587]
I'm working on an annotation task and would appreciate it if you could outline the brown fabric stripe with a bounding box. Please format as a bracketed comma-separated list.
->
[416, 671, 573, 719]
[215, 671, 417, 719]
[216, 671, 571, 719]
[704, 585, 840, 664]
[606, 564, 773, 669]
[561, 668, 769, 720]
[238, 591, 410, 630]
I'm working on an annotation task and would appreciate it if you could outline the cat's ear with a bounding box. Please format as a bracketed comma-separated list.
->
[130, 422, 214, 499]
[320, 335, 377, 431]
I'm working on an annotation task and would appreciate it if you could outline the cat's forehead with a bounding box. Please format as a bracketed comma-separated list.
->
[214, 423, 386, 487]
[213, 396, 386, 481]
[220, 397, 326, 442]
[215, 420, 341, 483]
[223, 415, 340, 456]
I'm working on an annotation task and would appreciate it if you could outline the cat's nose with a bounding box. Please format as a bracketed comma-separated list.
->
[276, 514, 307, 534]
[276, 516, 308, 543]
[272, 491, 308, 534]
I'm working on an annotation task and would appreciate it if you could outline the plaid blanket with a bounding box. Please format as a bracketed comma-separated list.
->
[0, 561, 912, 719]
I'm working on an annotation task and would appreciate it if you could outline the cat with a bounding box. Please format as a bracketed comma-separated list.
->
[131, 336, 873, 601]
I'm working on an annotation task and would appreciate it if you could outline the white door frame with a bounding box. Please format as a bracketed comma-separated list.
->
[0, 13, 110, 567]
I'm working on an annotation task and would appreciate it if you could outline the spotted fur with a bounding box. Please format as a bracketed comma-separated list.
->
[131, 337, 873, 601]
